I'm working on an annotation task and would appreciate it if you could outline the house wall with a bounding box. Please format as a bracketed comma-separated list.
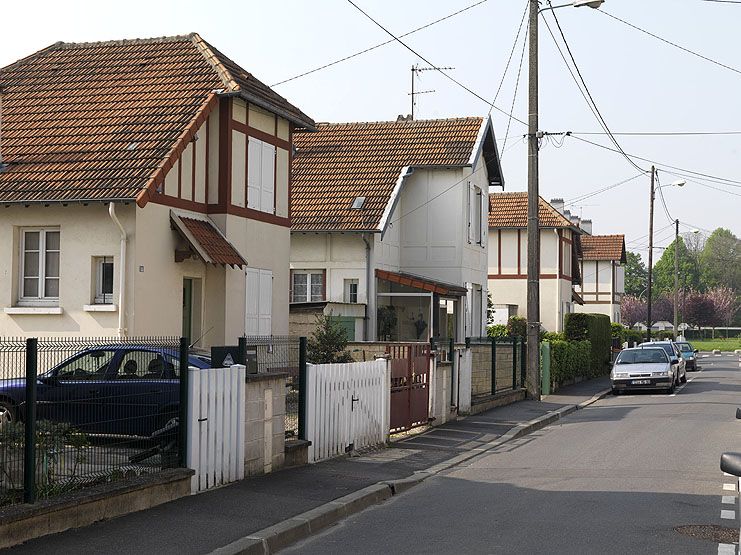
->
[487, 227, 572, 331]
[574, 259, 624, 323]
[0, 204, 134, 336]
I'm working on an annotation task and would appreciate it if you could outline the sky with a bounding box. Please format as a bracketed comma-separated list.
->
[2, 0, 739, 261]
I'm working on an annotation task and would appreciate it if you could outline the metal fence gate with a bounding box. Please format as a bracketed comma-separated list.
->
[386, 343, 431, 433]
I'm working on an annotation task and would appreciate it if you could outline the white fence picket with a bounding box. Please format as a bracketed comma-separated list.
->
[305, 360, 389, 463]
[186, 364, 246, 494]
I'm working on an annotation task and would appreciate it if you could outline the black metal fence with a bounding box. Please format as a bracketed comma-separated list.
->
[0, 336, 186, 506]
[240, 335, 303, 439]
[467, 336, 527, 397]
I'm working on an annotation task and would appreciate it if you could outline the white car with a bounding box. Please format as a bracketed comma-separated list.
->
[611, 347, 681, 394]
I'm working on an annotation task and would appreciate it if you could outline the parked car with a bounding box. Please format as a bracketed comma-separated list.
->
[0, 346, 211, 437]
[611, 347, 680, 394]
[674, 341, 699, 371]
[638, 341, 687, 384]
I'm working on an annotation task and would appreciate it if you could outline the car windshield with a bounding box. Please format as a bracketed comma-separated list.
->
[640, 343, 674, 357]
[677, 343, 693, 352]
[617, 349, 668, 364]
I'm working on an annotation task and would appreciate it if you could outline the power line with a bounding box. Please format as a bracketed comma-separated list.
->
[488, 1, 529, 114]
[702, 0, 741, 3]
[661, 170, 741, 198]
[563, 172, 644, 205]
[654, 172, 675, 224]
[568, 134, 741, 188]
[500, 3, 529, 155]
[599, 9, 741, 77]
[542, 5, 645, 173]
[571, 130, 741, 136]
[271, 0, 490, 87]
[344, 0, 527, 126]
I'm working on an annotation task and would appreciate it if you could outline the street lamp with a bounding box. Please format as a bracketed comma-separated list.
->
[646, 170, 686, 342]
[525, 0, 606, 399]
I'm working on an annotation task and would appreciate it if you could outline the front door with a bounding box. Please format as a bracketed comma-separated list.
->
[182, 278, 193, 342]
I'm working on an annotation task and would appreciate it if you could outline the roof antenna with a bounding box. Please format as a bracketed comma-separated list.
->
[409, 64, 454, 119]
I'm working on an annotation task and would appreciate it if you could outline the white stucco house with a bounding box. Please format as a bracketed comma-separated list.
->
[290, 116, 504, 342]
[487, 193, 582, 332]
[573, 234, 626, 323]
[0, 34, 314, 346]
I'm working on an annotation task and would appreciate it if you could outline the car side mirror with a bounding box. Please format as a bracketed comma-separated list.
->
[40, 375, 60, 387]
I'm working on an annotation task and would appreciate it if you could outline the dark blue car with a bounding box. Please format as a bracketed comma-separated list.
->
[0, 346, 211, 437]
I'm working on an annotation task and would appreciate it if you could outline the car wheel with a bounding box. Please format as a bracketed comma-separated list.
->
[667, 380, 675, 394]
[611, 388, 620, 396]
[0, 400, 16, 426]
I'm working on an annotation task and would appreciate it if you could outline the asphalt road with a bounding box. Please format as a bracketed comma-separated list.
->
[285, 352, 741, 555]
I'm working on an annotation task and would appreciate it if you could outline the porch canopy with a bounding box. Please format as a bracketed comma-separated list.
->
[375, 269, 467, 343]
[170, 211, 247, 268]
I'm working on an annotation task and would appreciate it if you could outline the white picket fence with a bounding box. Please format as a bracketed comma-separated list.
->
[306, 359, 390, 463]
[186, 364, 246, 493]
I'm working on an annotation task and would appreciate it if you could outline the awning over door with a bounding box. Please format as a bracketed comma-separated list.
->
[170, 211, 247, 268]
[375, 269, 467, 296]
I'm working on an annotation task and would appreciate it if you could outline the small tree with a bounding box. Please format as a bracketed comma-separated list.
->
[506, 315, 527, 338]
[307, 313, 354, 364]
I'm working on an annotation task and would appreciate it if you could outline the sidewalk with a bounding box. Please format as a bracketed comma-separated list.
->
[5, 377, 611, 555]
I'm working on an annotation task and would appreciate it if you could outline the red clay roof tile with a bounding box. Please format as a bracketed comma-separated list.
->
[488, 192, 573, 229]
[580, 234, 626, 262]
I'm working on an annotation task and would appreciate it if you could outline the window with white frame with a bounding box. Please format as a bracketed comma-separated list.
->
[344, 279, 359, 303]
[247, 137, 276, 214]
[94, 256, 114, 304]
[292, 271, 324, 303]
[467, 183, 486, 246]
[20, 228, 60, 304]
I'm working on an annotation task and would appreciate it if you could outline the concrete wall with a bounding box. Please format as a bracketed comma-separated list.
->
[244, 373, 286, 476]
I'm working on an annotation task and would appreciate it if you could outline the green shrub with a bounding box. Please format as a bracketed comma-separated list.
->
[611, 322, 626, 340]
[549, 340, 591, 384]
[564, 313, 611, 375]
[542, 331, 565, 342]
[307, 312, 354, 364]
[507, 315, 527, 338]
[487, 324, 508, 338]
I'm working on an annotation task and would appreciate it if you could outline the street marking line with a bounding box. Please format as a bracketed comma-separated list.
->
[718, 543, 735, 555]
[721, 510, 736, 520]
[724, 483, 737, 491]
[722, 495, 736, 504]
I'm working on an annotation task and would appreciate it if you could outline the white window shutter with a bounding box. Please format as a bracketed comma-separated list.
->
[258, 270, 272, 335]
[465, 282, 473, 336]
[467, 182, 474, 244]
[244, 268, 259, 335]
[261, 143, 275, 213]
[247, 138, 261, 210]
[480, 189, 488, 247]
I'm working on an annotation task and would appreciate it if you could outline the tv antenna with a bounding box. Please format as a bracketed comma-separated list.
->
[409, 64, 454, 119]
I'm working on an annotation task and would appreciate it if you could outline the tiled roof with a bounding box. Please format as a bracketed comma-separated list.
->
[488, 192, 573, 228]
[0, 33, 313, 205]
[292, 117, 487, 231]
[580, 234, 626, 262]
[171, 213, 246, 268]
[375, 269, 467, 296]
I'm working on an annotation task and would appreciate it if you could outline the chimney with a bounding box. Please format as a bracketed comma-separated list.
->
[570, 214, 581, 228]
[581, 219, 593, 235]
[396, 114, 413, 122]
[550, 198, 565, 215]
[563, 209, 571, 221]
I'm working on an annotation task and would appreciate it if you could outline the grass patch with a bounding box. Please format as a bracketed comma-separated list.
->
[690, 338, 741, 352]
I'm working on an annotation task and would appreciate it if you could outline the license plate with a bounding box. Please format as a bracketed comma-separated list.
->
[631, 379, 651, 385]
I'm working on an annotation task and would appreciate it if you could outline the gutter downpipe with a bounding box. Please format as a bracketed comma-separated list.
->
[362, 233, 372, 341]
[108, 203, 128, 337]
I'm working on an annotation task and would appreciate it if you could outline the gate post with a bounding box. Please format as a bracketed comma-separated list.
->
[179, 337, 189, 468]
[449, 338, 455, 407]
[512, 337, 517, 390]
[491, 337, 497, 396]
[521, 338, 527, 388]
[298, 337, 307, 441]
[24, 338, 37, 504]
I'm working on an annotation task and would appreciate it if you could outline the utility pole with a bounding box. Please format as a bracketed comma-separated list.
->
[526, 0, 541, 399]
[646, 166, 655, 343]
[674, 218, 679, 340]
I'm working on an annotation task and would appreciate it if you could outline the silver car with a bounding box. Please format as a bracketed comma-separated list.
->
[638, 340, 687, 384]
[611, 347, 680, 394]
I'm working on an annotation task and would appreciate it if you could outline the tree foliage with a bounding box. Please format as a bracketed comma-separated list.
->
[624, 251, 648, 297]
[307, 313, 354, 364]
[651, 237, 700, 295]
[700, 228, 740, 291]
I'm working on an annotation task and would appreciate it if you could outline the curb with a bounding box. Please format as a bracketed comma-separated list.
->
[208, 388, 611, 555]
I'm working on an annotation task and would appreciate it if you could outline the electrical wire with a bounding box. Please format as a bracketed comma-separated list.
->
[542, 5, 645, 173]
[271, 0, 490, 86]
[488, 1, 529, 114]
[654, 172, 675, 224]
[599, 9, 741, 77]
[563, 173, 644, 205]
[345, 0, 527, 126]
[570, 130, 741, 136]
[500, 8, 529, 155]
[567, 135, 741, 188]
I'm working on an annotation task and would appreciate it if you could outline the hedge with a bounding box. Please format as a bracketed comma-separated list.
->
[550, 340, 591, 384]
[564, 313, 611, 374]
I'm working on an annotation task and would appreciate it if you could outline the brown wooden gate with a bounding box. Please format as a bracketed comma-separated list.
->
[386, 343, 431, 432]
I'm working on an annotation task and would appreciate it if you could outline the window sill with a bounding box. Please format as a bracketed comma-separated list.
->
[83, 304, 118, 312]
[4, 307, 64, 315]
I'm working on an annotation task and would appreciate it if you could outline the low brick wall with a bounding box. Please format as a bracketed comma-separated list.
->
[0, 468, 193, 550]
[245, 372, 287, 476]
